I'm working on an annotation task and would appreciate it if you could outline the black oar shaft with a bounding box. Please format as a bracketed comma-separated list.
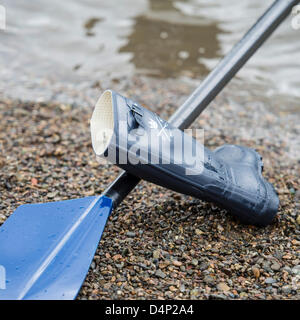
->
[103, 0, 299, 207]
[103, 171, 140, 208]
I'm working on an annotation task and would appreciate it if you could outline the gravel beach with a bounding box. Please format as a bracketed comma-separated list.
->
[0, 76, 299, 300]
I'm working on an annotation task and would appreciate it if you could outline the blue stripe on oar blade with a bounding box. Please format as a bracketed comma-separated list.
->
[0, 195, 113, 300]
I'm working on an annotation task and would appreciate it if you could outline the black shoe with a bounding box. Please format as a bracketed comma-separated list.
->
[90, 90, 279, 226]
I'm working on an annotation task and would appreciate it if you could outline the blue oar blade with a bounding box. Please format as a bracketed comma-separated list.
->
[0, 195, 113, 300]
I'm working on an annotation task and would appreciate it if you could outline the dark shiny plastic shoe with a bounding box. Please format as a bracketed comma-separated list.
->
[91, 90, 279, 226]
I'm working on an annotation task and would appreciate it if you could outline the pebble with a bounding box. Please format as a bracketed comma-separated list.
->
[282, 266, 292, 274]
[153, 250, 160, 259]
[172, 260, 182, 267]
[282, 285, 291, 294]
[126, 232, 136, 238]
[191, 259, 198, 266]
[47, 191, 59, 199]
[195, 229, 203, 235]
[291, 265, 300, 276]
[190, 288, 199, 297]
[204, 275, 215, 284]
[180, 284, 186, 293]
[252, 267, 260, 278]
[217, 282, 230, 292]
[155, 269, 166, 279]
[199, 263, 208, 271]
[271, 261, 281, 271]
[265, 278, 277, 284]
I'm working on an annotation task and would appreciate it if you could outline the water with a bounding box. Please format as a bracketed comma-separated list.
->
[0, 0, 299, 113]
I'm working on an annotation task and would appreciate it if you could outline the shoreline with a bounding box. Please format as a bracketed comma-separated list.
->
[0, 76, 299, 299]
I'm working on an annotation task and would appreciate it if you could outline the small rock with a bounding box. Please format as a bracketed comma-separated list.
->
[195, 229, 203, 235]
[252, 267, 260, 278]
[296, 215, 300, 225]
[191, 259, 198, 266]
[112, 254, 122, 261]
[172, 260, 182, 267]
[126, 231, 136, 238]
[291, 265, 300, 276]
[217, 282, 230, 292]
[262, 261, 271, 271]
[190, 288, 199, 297]
[164, 291, 173, 299]
[271, 261, 281, 271]
[282, 266, 292, 274]
[282, 285, 291, 294]
[265, 277, 276, 284]
[204, 275, 215, 284]
[289, 188, 295, 195]
[217, 224, 224, 232]
[199, 263, 208, 271]
[31, 177, 38, 186]
[47, 191, 58, 199]
[155, 269, 166, 279]
[153, 250, 160, 259]
[283, 254, 292, 260]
